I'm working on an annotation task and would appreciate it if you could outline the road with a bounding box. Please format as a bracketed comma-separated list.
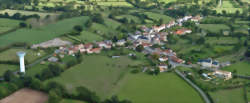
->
[175, 69, 211, 103]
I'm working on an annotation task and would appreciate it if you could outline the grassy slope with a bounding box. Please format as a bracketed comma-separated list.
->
[144, 12, 173, 23]
[114, 73, 204, 103]
[209, 88, 245, 103]
[45, 55, 142, 99]
[0, 16, 89, 47]
[0, 18, 20, 33]
[199, 24, 230, 33]
[222, 61, 250, 76]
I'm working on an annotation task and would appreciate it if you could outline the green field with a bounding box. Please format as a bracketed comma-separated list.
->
[144, 12, 173, 23]
[0, 9, 59, 18]
[0, 48, 46, 63]
[0, 64, 18, 76]
[76, 31, 103, 42]
[213, 1, 243, 13]
[222, 61, 250, 76]
[205, 37, 239, 45]
[209, 88, 245, 103]
[199, 24, 230, 33]
[0, 16, 89, 47]
[45, 55, 142, 99]
[0, 18, 20, 34]
[114, 73, 204, 103]
[60, 99, 86, 103]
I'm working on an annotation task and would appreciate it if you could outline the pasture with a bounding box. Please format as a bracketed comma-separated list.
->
[0, 18, 20, 34]
[209, 88, 245, 103]
[0, 88, 48, 103]
[0, 16, 89, 47]
[222, 61, 250, 76]
[0, 64, 18, 76]
[0, 9, 59, 18]
[76, 31, 103, 42]
[114, 73, 204, 103]
[0, 48, 46, 63]
[45, 55, 142, 99]
[144, 12, 173, 23]
[199, 24, 230, 33]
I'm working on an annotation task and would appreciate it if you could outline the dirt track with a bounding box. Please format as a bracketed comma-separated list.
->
[0, 88, 48, 103]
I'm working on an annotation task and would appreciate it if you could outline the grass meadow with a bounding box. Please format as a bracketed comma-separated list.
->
[222, 61, 250, 76]
[114, 73, 204, 103]
[0, 48, 46, 63]
[0, 18, 20, 34]
[209, 88, 245, 103]
[199, 24, 230, 33]
[0, 64, 18, 76]
[0, 16, 89, 47]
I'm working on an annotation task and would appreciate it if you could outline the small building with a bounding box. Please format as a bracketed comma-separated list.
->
[48, 57, 58, 62]
[213, 70, 232, 80]
[158, 63, 168, 72]
[89, 48, 101, 54]
[159, 56, 168, 62]
[174, 29, 192, 35]
[116, 39, 126, 46]
[198, 58, 220, 68]
[152, 24, 166, 32]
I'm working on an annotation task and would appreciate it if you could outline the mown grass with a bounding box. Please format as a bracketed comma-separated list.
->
[0, 16, 89, 47]
[114, 73, 204, 103]
[199, 24, 230, 33]
[45, 55, 142, 99]
[0, 64, 18, 76]
[209, 88, 245, 103]
[222, 61, 250, 76]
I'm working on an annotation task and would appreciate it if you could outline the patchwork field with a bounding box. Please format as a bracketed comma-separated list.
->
[45, 55, 143, 99]
[0, 88, 48, 103]
[222, 61, 250, 76]
[0, 18, 20, 34]
[0, 16, 89, 47]
[209, 88, 245, 103]
[114, 73, 204, 103]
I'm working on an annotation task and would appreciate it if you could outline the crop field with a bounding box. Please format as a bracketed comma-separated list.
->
[0, 18, 20, 34]
[0, 64, 18, 76]
[199, 24, 230, 33]
[209, 88, 245, 103]
[0, 16, 89, 48]
[0, 9, 59, 18]
[0, 88, 48, 103]
[222, 61, 250, 76]
[45, 55, 143, 99]
[0, 48, 46, 63]
[114, 73, 204, 103]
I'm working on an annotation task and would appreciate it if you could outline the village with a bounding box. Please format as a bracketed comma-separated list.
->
[31, 15, 234, 81]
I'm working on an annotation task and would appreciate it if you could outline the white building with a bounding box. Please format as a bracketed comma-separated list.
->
[213, 70, 232, 80]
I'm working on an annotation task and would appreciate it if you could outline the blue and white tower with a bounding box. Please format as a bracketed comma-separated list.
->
[17, 51, 26, 73]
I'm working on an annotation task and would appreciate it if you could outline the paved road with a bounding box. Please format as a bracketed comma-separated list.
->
[26, 53, 54, 68]
[175, 69, 211, 103]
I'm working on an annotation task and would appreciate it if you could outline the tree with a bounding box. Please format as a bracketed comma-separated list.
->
[135, 45, 144, 52]
[85, 19, 92, 28]
[3, 70, 15, 82]
[196, 37, 205, 44]
[103, 95, 132, 103]
[73, 25, 83, 32]
[48, 90, 62, 103]
[19, 22, 27, 27]
[91, 13, 104, 24]
[76, 86, 100, 103]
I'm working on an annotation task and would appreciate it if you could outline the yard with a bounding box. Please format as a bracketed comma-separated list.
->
[209, 88, 245, 103]
[0, 16, 89, 47]
[222, 61, 250, 76]
[114, 73, 204, 103]
[45, 55, 143, 99]
[0, 18, 20, 34]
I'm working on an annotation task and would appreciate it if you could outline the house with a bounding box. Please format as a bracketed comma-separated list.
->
[116, 39, 126, 46]
[198, 58, 219, 68]
[171, 56, 185, 64]
[84, 43, 93, 50]
[97, 42, 112, 49]
[166, 21, 176, 28]
[48, 57, 58, 62]
[152, 24, 166, 32]
[220, 61, 231, 67]
[213, 70, 232, 80]
[89, 48, 101, 54]
[191, 15, 202, 22]
[158, 63, 168, 72]
[159, 56, 168, 62]
[175, 29, 192, 35]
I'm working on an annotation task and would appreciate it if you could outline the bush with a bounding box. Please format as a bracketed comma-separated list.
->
[130, 69, 140, 74]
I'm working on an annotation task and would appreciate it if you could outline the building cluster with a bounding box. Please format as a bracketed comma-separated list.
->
[202, 70, 232, 80]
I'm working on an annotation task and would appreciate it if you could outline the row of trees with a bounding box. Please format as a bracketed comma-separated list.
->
[0, 12, 40, 20]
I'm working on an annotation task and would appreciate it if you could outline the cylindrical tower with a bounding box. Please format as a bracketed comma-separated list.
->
[17, 51, 26, 73]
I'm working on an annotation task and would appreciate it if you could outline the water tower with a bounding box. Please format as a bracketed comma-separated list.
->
[17, 51, 26, 73]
